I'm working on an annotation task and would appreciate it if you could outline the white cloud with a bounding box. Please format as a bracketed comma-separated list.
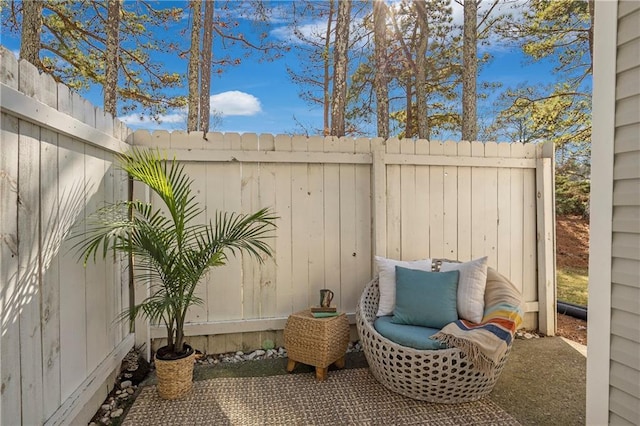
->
[210, 91, 262, 116]
[118, 90, 261, 130]
[271, 19, 326, 44]
[119, 112, 185, 126]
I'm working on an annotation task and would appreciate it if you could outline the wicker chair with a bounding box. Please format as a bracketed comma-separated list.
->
[356, 269, 513, 404]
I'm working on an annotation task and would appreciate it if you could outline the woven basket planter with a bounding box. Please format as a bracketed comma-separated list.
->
[154, 345, 196, 400]
[356, 277, 511, 404]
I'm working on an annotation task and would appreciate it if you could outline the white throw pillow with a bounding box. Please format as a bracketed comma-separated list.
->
[440, 256, 488, 323]
[374, 256, 432, 317]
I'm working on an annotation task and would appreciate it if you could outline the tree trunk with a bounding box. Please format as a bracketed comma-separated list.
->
[330, 0, 351, 137]
[20, 0, 43, 67]
[414, 0, 429, 139]
[323, 0, 335, 136]
[199, 0, 214, 136]
[187, 0, 202, 132]
[104, 0, 121, 117]
[373, 0, 389, 139]
[462, 0, 478, 141]
[405, 82, 414, 138]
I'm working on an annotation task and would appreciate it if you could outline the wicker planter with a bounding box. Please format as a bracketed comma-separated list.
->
[154, 345, 196, 400]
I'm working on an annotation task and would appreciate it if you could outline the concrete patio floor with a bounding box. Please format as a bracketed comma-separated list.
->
[134, 336, 586, 425]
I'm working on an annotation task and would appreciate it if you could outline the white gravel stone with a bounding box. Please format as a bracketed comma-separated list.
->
[110, 408, 124, 418]
[120, 380, 132, 389]
[101, 404, 111, 411]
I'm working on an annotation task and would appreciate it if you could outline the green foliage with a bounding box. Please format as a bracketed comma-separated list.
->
[556, 173, 590, 218]
[4, 0, 186, 118]
[492, 0, 592, 161]
[261, 339, 275, 351]
[75, 149, 277, 356]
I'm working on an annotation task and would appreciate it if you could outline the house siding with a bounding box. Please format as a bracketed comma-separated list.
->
[610, 1, 640, 424]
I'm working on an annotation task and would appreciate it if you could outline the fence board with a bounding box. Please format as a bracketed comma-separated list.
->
[57, 135, 88, 401]
[485, 142, 499, 268]
[400, 139, 417, 260]
[291, 137, 310, 312]
[509, 144, 525, 290]
[441, 142, 457, 260]
[273, 136, 294, 317]
[414, 140, 430, 259]
[430, 141, 445, 258]
[523, 145, 538, 303]
[40, 128, 62, 419]
[0, 46, 19, 88]
[457, 141, 472, 261]
[84, 144, 108, 373]
[371, 139, 386, 257]
[471, 142, 487, 260]
[184, 162, 207, 323]
[1, 112, 22, 426]
[257, 153, 277, 320]
[323, 138, 342, 307]
[307, 137, 326, 309]
[339, 137, 358, 310]
[17, 120, 45, 425]
[497, 143, 512, 278]
[354, 138, 372, 291]
[386, 139, 401, 259]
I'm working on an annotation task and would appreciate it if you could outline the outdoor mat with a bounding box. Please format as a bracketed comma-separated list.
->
[122, 368, 521, 425]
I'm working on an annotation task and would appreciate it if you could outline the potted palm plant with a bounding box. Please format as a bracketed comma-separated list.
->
[76, 148, 276, 399]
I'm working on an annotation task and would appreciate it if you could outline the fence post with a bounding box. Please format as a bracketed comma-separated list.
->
[371, 138, 386, 263]
[536, 142, 556, 336]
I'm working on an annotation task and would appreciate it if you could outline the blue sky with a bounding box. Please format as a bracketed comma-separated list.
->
[0, 0, 562, 138]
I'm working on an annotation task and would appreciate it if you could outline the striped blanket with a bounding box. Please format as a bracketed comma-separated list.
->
[433, 268, 524, 376]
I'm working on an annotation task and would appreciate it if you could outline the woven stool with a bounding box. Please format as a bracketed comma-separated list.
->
[284, 309, 350, 381]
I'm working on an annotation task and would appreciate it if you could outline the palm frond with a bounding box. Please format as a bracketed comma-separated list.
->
[78, 147, 277, 356]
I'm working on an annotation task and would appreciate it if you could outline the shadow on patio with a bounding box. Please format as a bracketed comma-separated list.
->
[119, 336, 585, 425]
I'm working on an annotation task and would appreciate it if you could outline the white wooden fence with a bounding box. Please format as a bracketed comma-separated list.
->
[131, 131, 555, 355]
[1, 49, 132, 426]
[0, 46, 555, 425]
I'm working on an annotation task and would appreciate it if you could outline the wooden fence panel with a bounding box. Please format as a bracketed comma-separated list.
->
[139, 131, 552, 347]
[0, 49, 132, 426]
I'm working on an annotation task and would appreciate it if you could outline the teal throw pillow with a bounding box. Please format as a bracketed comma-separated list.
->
[391, 266, 459, 329]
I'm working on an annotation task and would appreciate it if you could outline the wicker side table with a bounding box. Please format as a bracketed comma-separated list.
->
[284, 309, 350, 381]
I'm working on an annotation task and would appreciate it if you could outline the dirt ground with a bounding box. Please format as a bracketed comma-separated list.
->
[556, 215, 590, 270]
[554, 215, 590, 345]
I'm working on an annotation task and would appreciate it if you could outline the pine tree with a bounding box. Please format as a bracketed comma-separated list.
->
[330, 0, 352, 137]
[104, 0, 121, 116]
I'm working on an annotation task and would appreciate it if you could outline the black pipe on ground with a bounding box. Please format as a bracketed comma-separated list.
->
[557, 301, 587, 321]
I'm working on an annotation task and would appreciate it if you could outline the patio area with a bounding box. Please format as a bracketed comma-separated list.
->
[114, 336, 586, 425]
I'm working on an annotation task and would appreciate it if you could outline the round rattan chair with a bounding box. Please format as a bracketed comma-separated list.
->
[356, 272, 513, 404]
